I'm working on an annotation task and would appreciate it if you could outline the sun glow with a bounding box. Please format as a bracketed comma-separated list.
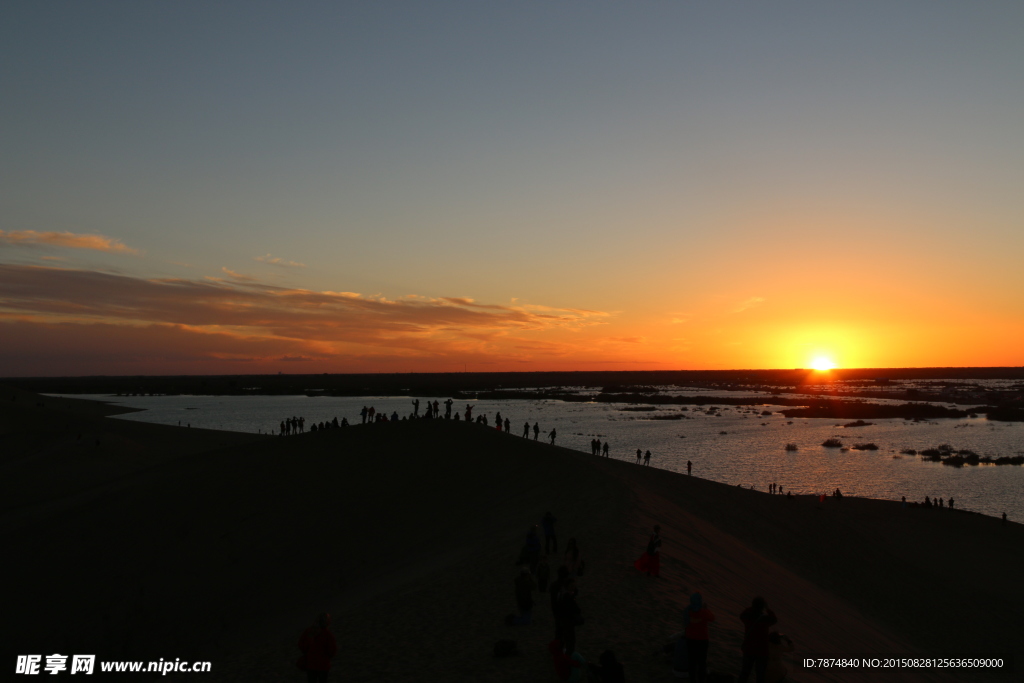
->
[810, 356, 837, 371]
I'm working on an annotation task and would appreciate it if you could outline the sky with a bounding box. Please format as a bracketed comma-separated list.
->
[1, 1, 1022, 375]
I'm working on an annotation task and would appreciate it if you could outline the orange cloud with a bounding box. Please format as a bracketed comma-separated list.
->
[0, 264, 613, 374]
[0, 230, 140, 254]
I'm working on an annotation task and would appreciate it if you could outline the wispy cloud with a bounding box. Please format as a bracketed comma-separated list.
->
[734, 296, 765, 313]
[220, 267, 256, 282]
[0, 230, 140, 255]
[254, 253, 306, 268]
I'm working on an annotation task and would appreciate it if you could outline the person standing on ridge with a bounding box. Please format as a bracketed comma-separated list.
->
[602, 441, 610, 457]
[549, 427, 557, 445]
[465, 404, 473, 421]
[687, 460, 692, 475]
[523, 421, 530, 438]
[636, 449, 642, 464]
[644, 450, 651, 466]
[533, 422, 540, 440]
[504, 417, 511, 433]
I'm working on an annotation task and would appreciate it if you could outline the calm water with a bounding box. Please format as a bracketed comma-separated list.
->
[65, 393, 1024, 521]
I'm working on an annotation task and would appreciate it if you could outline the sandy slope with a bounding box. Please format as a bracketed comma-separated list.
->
[2, 391, 1019, 681]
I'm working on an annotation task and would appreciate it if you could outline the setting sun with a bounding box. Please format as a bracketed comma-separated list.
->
[810, 357, 837, 371]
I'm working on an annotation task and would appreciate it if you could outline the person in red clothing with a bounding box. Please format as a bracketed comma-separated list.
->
[683, 592, 715, 683]
[738, 597, 777, 683]
[298, 612, 337, 683]
[633, 525, 661, 577]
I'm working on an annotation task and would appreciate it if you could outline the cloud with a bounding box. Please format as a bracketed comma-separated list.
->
[0, 230, 140, 255]
[734, 297, 766, 313]
[254, 253, 306, 268]
[0, 264, 613, 373]
[221, 267, 256, 282]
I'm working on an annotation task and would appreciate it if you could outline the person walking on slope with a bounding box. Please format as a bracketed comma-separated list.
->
[549, 428, 557, 445]
[554, 578, 582, 656]
[602, 441, 610, 457]
[684, 592, 715, 683]
[563, 538, 583, 576]
[633, 524, 661, 577]
[738, 597, 778, 683]
[297, 612, 337, 683]
[542, 511, 558, 554]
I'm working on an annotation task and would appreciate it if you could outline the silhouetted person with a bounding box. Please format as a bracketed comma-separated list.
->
[924, 496, 931, 507]
[549, 428, 557, 445]
[524, 526, 542, 573]
[360, 406, 368, 424]
[391, 411, 399, 422]
[949, 498, 954, 509]
[550, 565, 570, 616]
[412, 399, 419, 417]
[504, 417, 511, 433]
[738, 597, 777, 683]
[298, 612, 336, 683]
[536, 555, 550, 593]
[513, 566, 536, 625]
[687, 460, 692, 475]
[554, 578, 581, 656]
[465, 404, 473, 421]
[602, 441, 610, 457]
[280, 420, 285, 435]
[533, 422, 540, 440]
[684, 592, 715, 683]
[644, 450, 651, 466]
[1003, 512, 1007, 525]
[432, 400, 439, 417]
[495, 411, 502, 429]
[636, 448, 642, 464]
[542, 511, 558, 554]
[523, 421, 530, 438]
[444, 398, 453, 418]
[634, 524, 661, 577]
[563, 537, 582, 576]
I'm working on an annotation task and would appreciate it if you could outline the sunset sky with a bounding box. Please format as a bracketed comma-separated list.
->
[2, 1, 1022, 375]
